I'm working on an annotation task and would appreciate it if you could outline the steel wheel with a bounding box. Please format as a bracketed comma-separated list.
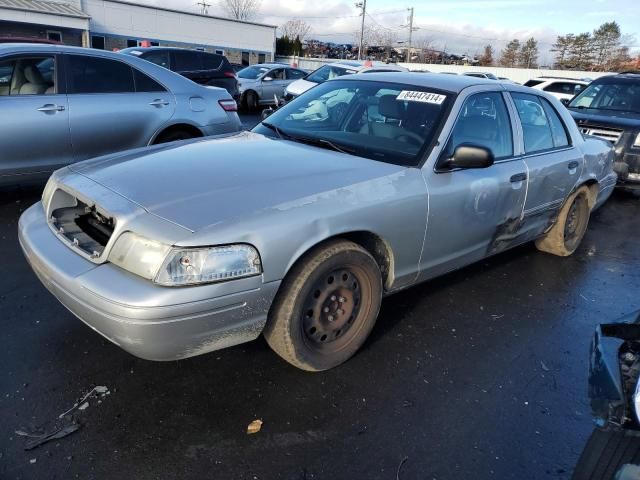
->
[563, 192, 589, 252]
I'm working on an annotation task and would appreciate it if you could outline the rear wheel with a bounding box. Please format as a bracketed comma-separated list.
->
[264, 240, 382, 371]
[154, 129, 199, 144]
[244, 91, 258, 111]
[535, 186, 591, 256]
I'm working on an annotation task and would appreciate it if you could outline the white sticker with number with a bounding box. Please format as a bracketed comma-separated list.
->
[396, 91, 447, 104]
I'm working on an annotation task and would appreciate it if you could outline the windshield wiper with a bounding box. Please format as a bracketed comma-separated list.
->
[261, 123, 356, 156]
[261, 121, 286, 139]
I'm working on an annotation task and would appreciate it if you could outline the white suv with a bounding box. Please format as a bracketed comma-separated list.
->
[524, 77, 589, 102]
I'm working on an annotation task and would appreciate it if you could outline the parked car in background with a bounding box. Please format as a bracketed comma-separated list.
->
[236, 63, 308, 109]
[283, 61, 408, 101]
[121, 46, 240, 101]
[567, 72, 640, 189]
[0, 37, 62, 45]
[573, 310, 640, 479]
[462, 72, 498, 80]
[524, 76, 589, 102]
[0, 44, 241, 186]
[19, 73, 616, 372]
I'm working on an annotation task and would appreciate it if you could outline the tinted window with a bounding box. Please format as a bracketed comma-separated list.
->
[543, 82, 584, 95]
[286, 68, 306, 80]
[91, 36, 105, 50]
[511, 92, 554, 153]
[201, 52, 223, 70]
[237, 65, 269, 79]
[172, 51, 203, 71]
[524, 79, 544, 87]
[569, 80, 640, 113]
[143, 51, 169, 69]
[541, 98, 570, 148]
[446, 92, 513, 159]
[133, 69, 166, 92]
[306, 65, 358, 84]
[0, 56, 55, 96]
[68, 55, 134, 94]
[268, 68, 285, 80]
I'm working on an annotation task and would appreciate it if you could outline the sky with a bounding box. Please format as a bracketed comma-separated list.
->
[141, 0, 639, 65]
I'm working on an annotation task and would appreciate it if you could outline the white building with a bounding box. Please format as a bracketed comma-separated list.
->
[0, 0, 277, 65]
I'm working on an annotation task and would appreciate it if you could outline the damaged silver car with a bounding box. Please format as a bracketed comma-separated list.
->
[19, 73, 618, 371]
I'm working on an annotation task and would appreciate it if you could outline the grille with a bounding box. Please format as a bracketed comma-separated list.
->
[580, 125, 623, 144]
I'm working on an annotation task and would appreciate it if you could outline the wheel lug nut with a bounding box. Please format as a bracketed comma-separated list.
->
[338, 309, 344, 315]
[330, 295, 336, 301]
[339, 297, 345, 303]
[323, 307, 329, 313]
[328, 315, 334, 322]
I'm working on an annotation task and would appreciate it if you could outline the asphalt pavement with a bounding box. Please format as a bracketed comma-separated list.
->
[1, 114, 639, 479]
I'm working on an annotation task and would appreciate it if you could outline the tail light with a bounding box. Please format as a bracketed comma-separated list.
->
[218, 99, 238, 112]
[224, 71, 237, 79]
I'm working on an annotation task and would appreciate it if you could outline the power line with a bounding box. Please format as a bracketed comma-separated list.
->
[261, 8, 405, 20]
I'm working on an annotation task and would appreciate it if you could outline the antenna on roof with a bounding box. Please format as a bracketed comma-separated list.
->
[195, 1, 211, 15]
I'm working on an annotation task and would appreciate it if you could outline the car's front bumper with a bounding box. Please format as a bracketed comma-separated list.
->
[18, 202, 280, 361]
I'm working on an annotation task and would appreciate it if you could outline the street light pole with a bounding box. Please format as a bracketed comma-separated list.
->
[407, 7, 414, 63]
[356, 0, 367, 60]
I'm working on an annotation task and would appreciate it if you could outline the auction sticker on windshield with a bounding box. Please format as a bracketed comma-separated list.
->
[396, 91, 447, 104]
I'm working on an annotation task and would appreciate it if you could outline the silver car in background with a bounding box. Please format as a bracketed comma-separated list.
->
[0, 44, 241, 185]
[19, 74, 617, 372]
[236, 63, 307, 109]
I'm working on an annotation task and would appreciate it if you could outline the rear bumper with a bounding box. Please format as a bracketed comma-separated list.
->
[18, 202, 280, 361]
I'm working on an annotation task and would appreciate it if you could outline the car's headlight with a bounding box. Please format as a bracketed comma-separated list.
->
[633, 133, 640, 149]
[154, 244, 262, 286]
[108, 232, 172, 280]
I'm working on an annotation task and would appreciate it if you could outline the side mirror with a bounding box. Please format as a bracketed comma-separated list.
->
[263, 76, 273, 82]
[560, 98, 570, 106]
[261, 108, 275, 120]
[445, 144, 494, 169]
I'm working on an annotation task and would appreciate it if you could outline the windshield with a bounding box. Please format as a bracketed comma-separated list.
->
[306, 65, 359, 84]
[569, 80, 640, 113]
[253, 79, 453, 167]
[237, 65, 270, 79]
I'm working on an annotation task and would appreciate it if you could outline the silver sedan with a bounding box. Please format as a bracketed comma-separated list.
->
[236, 63, 307, 109]
[0, 44, 241, 185]
[19, 73, 617, 371]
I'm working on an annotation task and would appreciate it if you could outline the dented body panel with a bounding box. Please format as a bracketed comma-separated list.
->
[18, 73, 617, 361]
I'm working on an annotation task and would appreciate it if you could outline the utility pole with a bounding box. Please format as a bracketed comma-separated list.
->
[356, 0, 367, 60]
[196, 0, 211, 15]
[407, 7, 414, 63]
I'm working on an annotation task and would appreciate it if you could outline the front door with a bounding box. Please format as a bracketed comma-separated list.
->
[0, 54, 72, 179]
[65, 54, 175, 161]
[419, 91, 528, 280]
[509, 92, 582, 240]
[261, 68, 288, 103]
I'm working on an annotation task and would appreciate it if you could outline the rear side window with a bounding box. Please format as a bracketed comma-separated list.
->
[133, 69, 166, 92]
[540, 98, 570, 148]
[511, 92, 554, 153]
[68, 55, 134, 94]
[142, 51, 169, 69]
[172, 51, 202, 71]
[286, 68, 306, 80]
[543, 82, 583, 95]
[524, 79, 544, 87]
[201, 53, 223, 70]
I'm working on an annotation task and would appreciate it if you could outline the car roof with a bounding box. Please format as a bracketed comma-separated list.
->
[240, 63, 295, 69]
[529, 76, 589, 83]
[336, 71, 505, 93]
[321, 61, 406, 72]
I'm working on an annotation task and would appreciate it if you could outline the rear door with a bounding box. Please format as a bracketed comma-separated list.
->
[508, 91, 582, 239]
[65, 54, 175, 161]
[420, 90, 528, 279]
[0, 53, 72, 177]
[262, 68, 288, 101]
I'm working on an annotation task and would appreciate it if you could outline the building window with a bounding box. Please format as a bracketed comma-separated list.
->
[150, 42, 159, 47]
[91, 36, 105, 50]
[215, 49, 224, 55]
[127, 39, 138, 48]
[46, 31, 62, 43]
[195, 47, 205, 52]
[241, 51, 249, 66]
[258, 53, 265, 63]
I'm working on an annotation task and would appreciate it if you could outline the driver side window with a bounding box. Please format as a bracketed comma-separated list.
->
[446, 92, 513, 160]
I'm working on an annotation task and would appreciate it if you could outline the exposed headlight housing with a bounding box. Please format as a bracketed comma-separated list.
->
[155, 244, 262, 286]
[108, 232, 172, 280]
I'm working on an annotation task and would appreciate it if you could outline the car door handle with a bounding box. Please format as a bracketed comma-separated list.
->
[37, 104, 65, 113]
[568, 161, 580, 170]
[510, 172, 527, 183]
[149, 99, 170, 107]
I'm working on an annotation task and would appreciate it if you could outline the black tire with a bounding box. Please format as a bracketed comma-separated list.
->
[245, 91, 258, 111]
[154, 129, 198, 144]
[535, 186, 591, 256]
[264, 239, 383, 371]
[572, 427, 640, 480]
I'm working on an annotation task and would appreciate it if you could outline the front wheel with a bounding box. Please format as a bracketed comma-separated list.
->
[264, 240, 383, 371]
[535, 186, 591, 256]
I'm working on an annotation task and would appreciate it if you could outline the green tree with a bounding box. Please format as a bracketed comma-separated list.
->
[499, 39, 520, 67]
[551, 34, 574, 69]
[478, 44, 494, 66]
[592, 21, 622, 70]
[567, 32, 594, 70]
[292, 35, 303, 56]
[518, 38, 539, 68]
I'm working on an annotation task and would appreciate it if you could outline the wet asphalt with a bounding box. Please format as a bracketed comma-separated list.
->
[1, 114, 639, 480]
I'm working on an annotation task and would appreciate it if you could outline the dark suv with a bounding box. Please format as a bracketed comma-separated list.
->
[121, 47, 239, 101]
[567, 72, 640, 189]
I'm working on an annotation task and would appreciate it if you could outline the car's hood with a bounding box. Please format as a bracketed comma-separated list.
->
[69, 132, 404, 232]
[569, 108, 640, 129]
[285, 78, 317, 96]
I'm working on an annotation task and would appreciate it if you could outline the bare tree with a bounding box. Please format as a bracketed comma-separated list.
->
[280, 19, 312, 42]
[221, 0, 261, 21]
